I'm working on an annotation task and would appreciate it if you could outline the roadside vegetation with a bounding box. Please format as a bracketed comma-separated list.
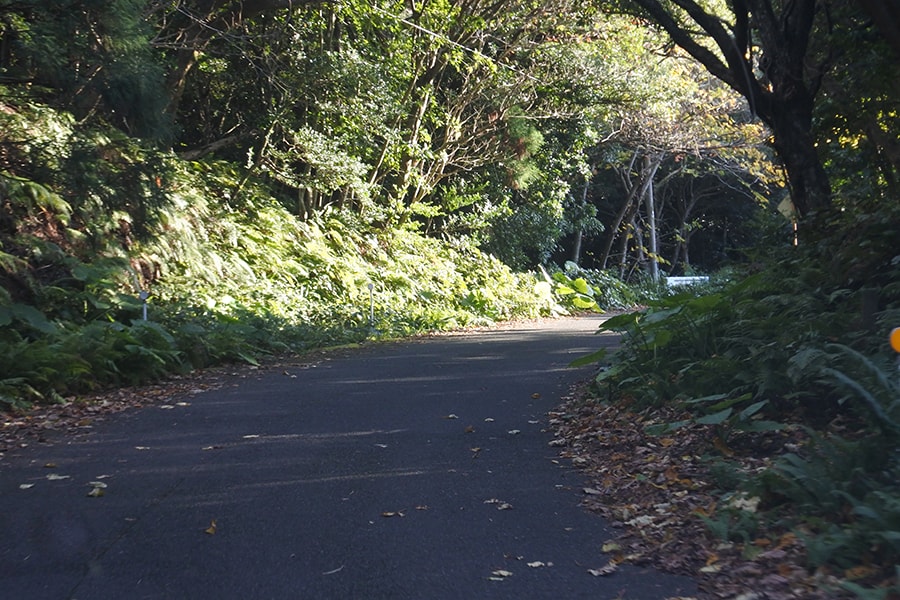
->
[1, 1, 899, 597]
[569, 198, 900, 597]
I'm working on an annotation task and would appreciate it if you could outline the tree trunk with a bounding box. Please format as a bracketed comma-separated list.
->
[599, 152, 661, 269]
[570, 179, 590, 265]
[751, 107, 831, 223]
[628, 0, 832, 220]
[643, 155, 659, 282]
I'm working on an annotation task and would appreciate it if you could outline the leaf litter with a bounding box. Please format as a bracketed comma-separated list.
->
[0, 359, 299, 455]
[550, 386, 857, 599]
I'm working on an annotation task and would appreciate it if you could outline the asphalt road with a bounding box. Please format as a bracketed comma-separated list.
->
[0, 315, 698, 599]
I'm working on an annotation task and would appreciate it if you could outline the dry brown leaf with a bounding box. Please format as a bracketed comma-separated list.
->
[205, 519, 217, 534]
[843, 565, 879, 581]
[601, 542, 621, 553]
[712, 435, 734, 457]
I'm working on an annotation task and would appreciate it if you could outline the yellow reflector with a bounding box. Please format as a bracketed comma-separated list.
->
[891, 327, 900, 353]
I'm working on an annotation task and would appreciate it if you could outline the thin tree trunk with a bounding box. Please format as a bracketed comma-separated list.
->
[644, 155, 659, 282]
[599, 153, 661, 269]
[571, 179, 590, 265]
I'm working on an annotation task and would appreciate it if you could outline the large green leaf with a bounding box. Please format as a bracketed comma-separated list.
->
[695, 407, 733, 425]
[569, 347, 607, 367]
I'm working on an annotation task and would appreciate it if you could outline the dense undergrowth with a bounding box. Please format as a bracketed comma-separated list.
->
[582, 201, 900, 596]
[0, 100, 621, 410]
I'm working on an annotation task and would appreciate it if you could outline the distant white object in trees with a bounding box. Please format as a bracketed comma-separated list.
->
[665, 276, 709, 288]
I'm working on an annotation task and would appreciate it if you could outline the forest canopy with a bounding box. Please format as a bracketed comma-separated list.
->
[0, 0, 894, 385]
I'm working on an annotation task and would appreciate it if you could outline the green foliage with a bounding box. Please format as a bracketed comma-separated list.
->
[585, 192, 900, 588]
[746, 432, 900, 578]
[7, 0, 173, 141]
[697, 493, 760, 544]
[789, 343, 900, 436]
[541, 265, 600, 314]
[540, 262, 643, 315]
[0, 104, 549, 409]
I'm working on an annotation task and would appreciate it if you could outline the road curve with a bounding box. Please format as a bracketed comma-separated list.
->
[0, 315, 698, 599]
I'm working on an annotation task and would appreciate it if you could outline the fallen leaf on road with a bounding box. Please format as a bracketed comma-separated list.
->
[588, 562, 618, 577]
[205, 519, 217, 534]
[464, 425, 475, 433]
[381, 511, 405, 518]
[242, 434, 259, 439]
[602, 542, 621, 553]
[19, 483, 34, 489]
[508, 429, 521, 435]
[46, 473, 69, 481]
[491, 569, 513, 579]
[531, 393, 541, 399]
[44, 462, 57, 468]
[444, 414, 458, 419]
[527, 561, 549, 568]
[484, 498, 513, 510]
[484, 418, 495, 422]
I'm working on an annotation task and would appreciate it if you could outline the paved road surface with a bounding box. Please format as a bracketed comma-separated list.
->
[0, 315, 698, 599]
